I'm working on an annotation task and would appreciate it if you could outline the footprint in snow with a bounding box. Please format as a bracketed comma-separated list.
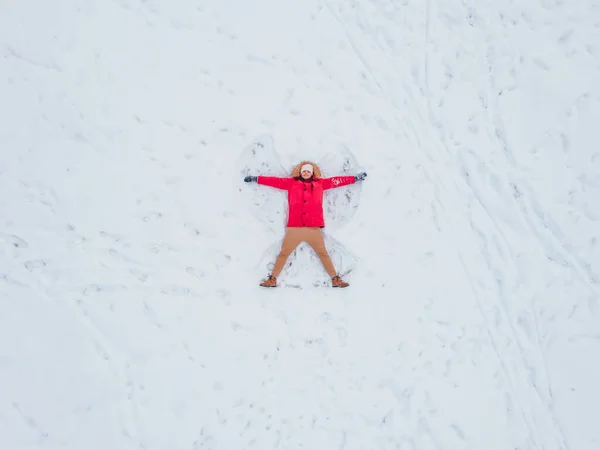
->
[337, 327, 348, 347]
[130, 268, 149, 282]
[99, 230, 126, 243]
[24, 260, 46, 271]
[1, 233, 28, 248]
[1, 274, 27, 287]
[143, 211, 163, 222]
[109, 248, 139, 264]
[186, 266, 206, 279]
[160, 285, 191, 296]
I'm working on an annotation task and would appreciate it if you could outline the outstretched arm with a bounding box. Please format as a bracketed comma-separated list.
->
[244, 175, 293, 190]
[321, 172, 367, 190]
[258, 176, 293, 190]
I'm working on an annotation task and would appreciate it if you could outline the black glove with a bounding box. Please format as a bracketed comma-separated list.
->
[244, 176, 257, 183]
[354, 172, 367, 182]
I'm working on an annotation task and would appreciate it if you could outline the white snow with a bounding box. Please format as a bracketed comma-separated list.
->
[1, 0, 600, 449]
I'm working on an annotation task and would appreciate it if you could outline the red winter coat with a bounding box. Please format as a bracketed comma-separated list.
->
[257, 176, 356, 227]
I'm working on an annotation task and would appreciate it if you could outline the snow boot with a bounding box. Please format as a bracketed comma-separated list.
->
[260, 275, 277, 287]
[332, 275, 349, 288]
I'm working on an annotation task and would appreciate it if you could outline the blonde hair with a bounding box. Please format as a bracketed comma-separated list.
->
[291, 161, 322, 178]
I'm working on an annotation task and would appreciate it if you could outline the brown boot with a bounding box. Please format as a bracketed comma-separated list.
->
[259, 275, 277, 287]
[331, 275, 349, 288]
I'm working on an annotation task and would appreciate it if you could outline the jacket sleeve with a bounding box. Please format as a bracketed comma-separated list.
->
[257, 176, 293, 190]
[321, 176, 356, 190]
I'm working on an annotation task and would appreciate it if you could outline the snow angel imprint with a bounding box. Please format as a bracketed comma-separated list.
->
[244, 160, 367, 288]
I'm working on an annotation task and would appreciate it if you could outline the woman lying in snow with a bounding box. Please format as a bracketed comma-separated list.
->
[244, 161, 367, 288]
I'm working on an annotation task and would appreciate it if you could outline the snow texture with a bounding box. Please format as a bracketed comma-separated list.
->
[1, 0, 600, 449]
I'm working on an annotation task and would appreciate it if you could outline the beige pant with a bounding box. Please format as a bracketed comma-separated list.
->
[271, 227, 337, 277]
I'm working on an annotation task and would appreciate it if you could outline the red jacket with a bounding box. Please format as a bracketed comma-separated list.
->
[257, 175, 356, 227]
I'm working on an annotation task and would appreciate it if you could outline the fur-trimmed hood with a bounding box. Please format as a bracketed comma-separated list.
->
[291, 161, 322, 178]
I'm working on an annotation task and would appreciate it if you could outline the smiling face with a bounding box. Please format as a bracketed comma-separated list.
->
[300, 164, 314, 179]
[301, 170, 313, 179]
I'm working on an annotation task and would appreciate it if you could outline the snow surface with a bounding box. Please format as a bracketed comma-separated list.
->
[1, 0, 600, 449]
